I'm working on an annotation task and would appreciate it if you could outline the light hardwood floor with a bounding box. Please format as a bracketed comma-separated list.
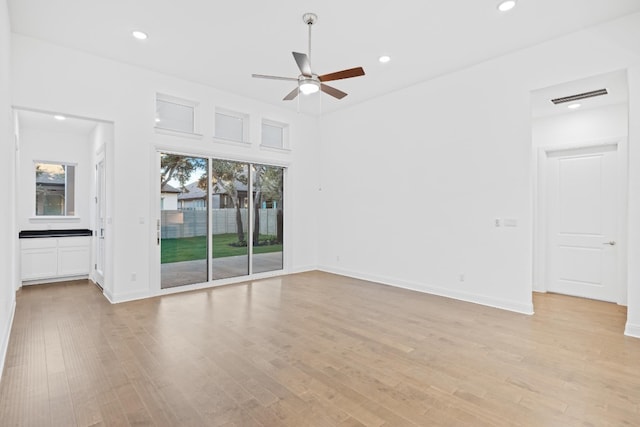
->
[1, 271, 639, 426]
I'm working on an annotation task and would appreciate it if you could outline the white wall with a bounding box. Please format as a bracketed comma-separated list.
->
[0, 0, 15, 379]
[318, 13, 640, 316]
[11, 34, 320, 303]
[88, 122, 111, 285]
[17, 128, 92, 230]
[533, 104, 628, 147]
[626, 66, 640, 337]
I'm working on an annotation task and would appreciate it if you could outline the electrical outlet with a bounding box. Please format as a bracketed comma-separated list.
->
[494, 218, 501, 227]
[131, 272, 137, 281]
[336, 255, 340, 263]
[459, 273, 465, 282]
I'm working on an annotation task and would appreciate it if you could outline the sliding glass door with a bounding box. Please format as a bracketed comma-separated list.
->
[211, 159, 249, 280]
[160, 153, 285, 288]
[252, 165, 283, 274]
[160, 154, 208, 289]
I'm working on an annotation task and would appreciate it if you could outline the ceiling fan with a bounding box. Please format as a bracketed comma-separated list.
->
[252, 13, 365, 101]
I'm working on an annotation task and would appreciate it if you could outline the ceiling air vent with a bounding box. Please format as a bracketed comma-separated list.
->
[551, 88, 608, 104]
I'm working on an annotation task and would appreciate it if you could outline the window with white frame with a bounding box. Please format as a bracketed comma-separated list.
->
[261, 120, 288, 149]
[215, 109, 249, 142]
[155, 94, 198, 134]
[35, 162, 76, 216]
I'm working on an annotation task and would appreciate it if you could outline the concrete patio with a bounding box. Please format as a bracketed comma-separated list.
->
[161, 252, 283, 288]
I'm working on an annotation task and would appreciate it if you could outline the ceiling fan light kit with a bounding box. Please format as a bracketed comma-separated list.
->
[299, 78, 320, 95]
[252, 12, 365, 101]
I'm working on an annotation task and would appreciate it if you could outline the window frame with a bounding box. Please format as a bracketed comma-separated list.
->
[155, 93, 200, 135]
[214, 108, 250, 143]
[34, 160, 77, 217]
[260, 119, 289, 151]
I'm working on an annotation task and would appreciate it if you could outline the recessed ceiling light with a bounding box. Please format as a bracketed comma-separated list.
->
[54, 115, 66, 121]
[497, 0, 517, 12]
[155, 118, 161, 123]
[567, 103, 581, 110]
[132, 30, 148, 40]
[379, 55, 391, 63]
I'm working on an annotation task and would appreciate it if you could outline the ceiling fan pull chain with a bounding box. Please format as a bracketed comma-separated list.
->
[319, 82, 323, 116]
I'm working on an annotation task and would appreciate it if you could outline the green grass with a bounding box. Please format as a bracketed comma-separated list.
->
[161, 233, 282, 263]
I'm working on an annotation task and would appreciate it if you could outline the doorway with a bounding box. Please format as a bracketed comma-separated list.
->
[532, 70, 629, 305]
[158, 152, 285, 289]
[13, 108, 113, 291]
[543, 144, 620, 302]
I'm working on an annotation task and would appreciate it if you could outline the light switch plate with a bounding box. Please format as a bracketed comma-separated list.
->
[504, 218, 517, 227]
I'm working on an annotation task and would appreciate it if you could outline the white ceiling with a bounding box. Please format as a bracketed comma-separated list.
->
[17, 109, 99, 136]
[8, 0, 640, 115]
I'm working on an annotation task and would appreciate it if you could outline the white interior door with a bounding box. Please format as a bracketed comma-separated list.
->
[94, 153, 106, 287]
[546, 144, 618, 302]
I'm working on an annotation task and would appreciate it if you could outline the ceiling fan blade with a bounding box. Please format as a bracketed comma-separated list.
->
[252, 74, 298, 82]
[319, 67, 365, 82]
[283, 87, 299, 101]
[292, 52, 312, 77]
[321, 84, 348, 100]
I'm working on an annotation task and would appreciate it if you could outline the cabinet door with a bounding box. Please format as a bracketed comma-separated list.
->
[58, 237, 90, 276]
[21, 246, 58, 280]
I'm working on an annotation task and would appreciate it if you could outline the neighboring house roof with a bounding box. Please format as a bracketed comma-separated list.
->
[211, 179, 248, 195]
[178, 181, 207, 201]
[178, 179, 248, 200]
[161, 183, 180, 194]
[36, 172, 64, 186]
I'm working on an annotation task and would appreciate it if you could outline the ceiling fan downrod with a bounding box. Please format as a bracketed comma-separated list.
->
[302, 13, 317, 67]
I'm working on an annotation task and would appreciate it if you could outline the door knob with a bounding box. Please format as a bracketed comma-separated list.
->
[602, 241, 616, 246]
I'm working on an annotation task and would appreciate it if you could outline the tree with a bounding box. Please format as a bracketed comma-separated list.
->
[252, 165, 264, 245]
[252, 166, 283, 244]
[160, 154, 206, 189]
[211, 160, 247, 244]
[160, 155, 283, 246]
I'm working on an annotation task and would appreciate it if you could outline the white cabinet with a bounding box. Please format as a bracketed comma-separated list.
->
[21, 236, 90, 281]
[20, 238, 58, 280]
[57, 237, 91, 276]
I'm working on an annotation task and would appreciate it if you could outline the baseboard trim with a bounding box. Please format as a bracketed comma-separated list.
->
[21, 274, 89, 286]
[103, 265, 535, 316]
[103, 267, 320, 304]
[624, 322, 640, 339]
[103, 289, 150, 304]
[318, 265, 534, 315]
[0, 299, 17, 381]
[288, 265, 317, 274]
[102, 288, 116, 303]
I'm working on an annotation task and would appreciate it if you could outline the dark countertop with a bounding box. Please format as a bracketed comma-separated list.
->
[19, 229, 93, 238]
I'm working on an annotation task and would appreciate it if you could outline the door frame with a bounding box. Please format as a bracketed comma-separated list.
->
[152, 146, 290, 295]
[93, 148, 106, 288]
[533, 137, 628, 305]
